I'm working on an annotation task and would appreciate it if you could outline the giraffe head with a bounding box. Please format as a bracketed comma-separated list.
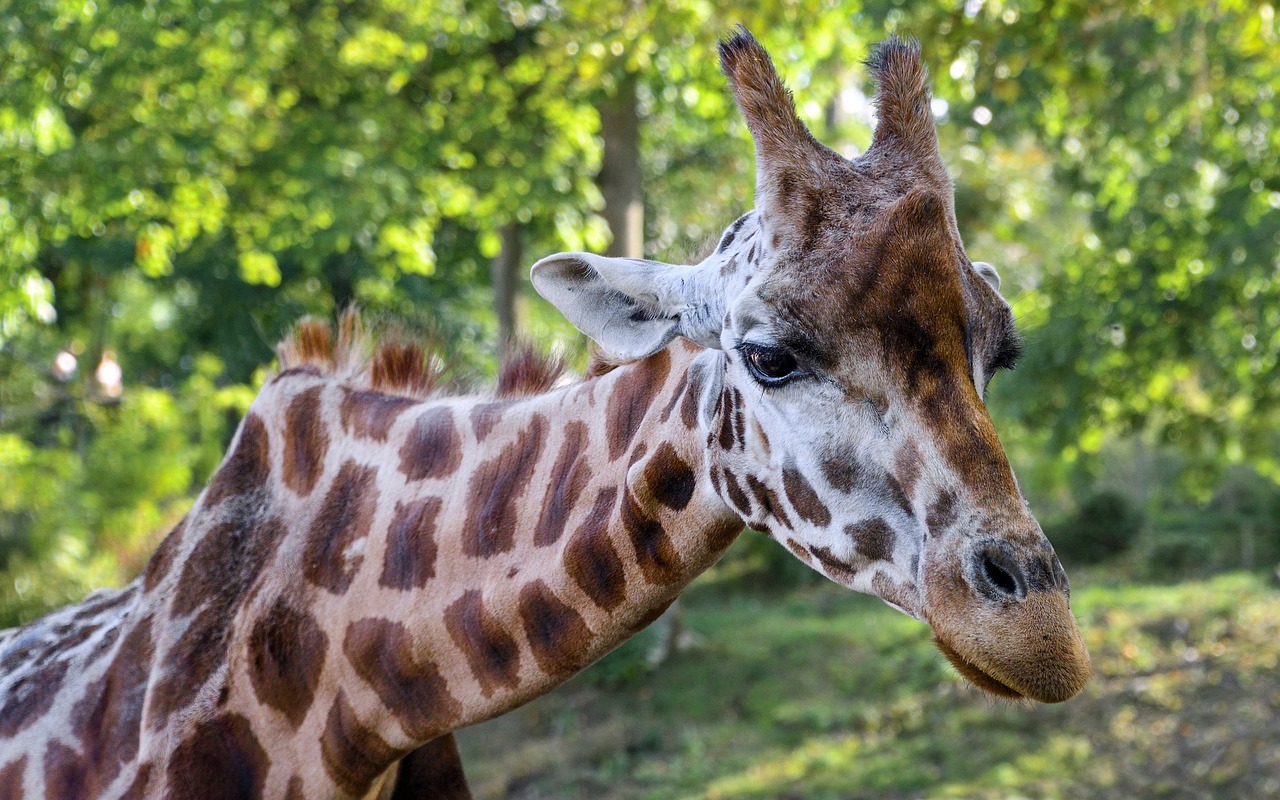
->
[532, 29, 1088, 703]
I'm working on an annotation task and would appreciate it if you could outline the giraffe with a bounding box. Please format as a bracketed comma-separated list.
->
[0, 28, 1090, 799]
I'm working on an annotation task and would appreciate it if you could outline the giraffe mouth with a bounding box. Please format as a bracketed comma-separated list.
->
[933, 637, 1023, 699]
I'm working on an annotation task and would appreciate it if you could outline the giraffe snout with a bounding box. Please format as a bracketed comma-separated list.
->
[924, 537, 1090, 704]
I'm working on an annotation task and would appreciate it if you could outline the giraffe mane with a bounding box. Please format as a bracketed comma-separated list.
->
[276, 307, 567, 400]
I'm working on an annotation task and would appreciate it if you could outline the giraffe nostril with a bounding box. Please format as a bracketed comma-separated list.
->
[982, 557, 1018, 595]
[973, 546, 1026, 601]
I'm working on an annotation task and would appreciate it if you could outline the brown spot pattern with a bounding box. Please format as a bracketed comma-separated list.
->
[443, 591, 521, 697]
[204, 413, 271, 506]
[565, 488, 626, 612]
[644, 442, 696, 511]
[846, 517, 896, 562]
[809, 546, 857, 581]
[885, 474, 915, 518]
[151, 514, 286, 727]
[462, 414, 546, 558]
[716, 387, 737, 450]
[605, 349, 670, 460]
[340, 388, 417, 441]
[721, 468, 751, 514]
[284, 776, 305, 800]
[398, 407, 462, 482]
[42, 741, 86, 799]
[533, 421, 591, 546]
[894, 441, 924, 499]
[304, 460, 379, 594]
[121, 763, 154, 797]
[0, 657, 69, 739]
[785, 538, 812, 563]
[0, 756, 25, 798]
[926, 489, 959, 534]
[379, 497, 443, 589]
[469, 401, 508, 442]
[783, 467, 832, 526]
[389, 735, 472, 800]
[621, 491, 684, 586]
[518, 580, 594, 677]
[746, 474, 793, 529]
[320, 691, 406, 796]
[821, 455, 860, 494]
[67, 615, 154, 791]
[282, 385, 329, 496]
[344, 618, 462, 740]
[165, 713, 269, 800]
[680, 368, 703, 429]
[143, 517, 185, 593]
[247, 599, 329, 728]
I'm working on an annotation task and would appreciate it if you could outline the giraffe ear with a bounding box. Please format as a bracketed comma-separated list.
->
[531, 252, 726, 360]
[973, 261, 1001, 291]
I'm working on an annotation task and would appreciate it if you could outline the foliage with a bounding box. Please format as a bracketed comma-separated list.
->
[1048, 489, 1144, 567]
[0, 2, 1278, 624]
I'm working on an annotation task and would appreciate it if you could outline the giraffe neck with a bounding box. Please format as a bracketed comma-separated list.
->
[198, 338, 742, 796]
[0, 339, 745, 799]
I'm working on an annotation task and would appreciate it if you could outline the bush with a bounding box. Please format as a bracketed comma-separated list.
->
[1048, 490, 1144, 567]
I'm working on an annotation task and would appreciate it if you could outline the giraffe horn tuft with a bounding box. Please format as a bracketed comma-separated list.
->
[865, 36, 940, 158]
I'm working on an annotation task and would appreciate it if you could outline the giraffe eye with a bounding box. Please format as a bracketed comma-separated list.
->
[741, 343, 800, 386]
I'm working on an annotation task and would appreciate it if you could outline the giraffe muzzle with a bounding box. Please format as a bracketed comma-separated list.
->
[924, 539, 1091, 703]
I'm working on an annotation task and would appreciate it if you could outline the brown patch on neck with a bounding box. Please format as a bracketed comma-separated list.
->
[143, 516, 186, 593]
[282, 386, 330, 497]
[564, 488, 626, 612]
[620, 489, 685, 587]
[398, 408, 463, 482]
[66, 615, 156, 791]
[0, 657, 68, 738]
[605, 349, 672, 461]
[517, 580, 594, 677]
[320, 691, 407, 796]
[304, 461, 379, 594]
[462, 414, 547, 558]
[204, 413, 271, 507]
[340, 388, 417, 442]
[343, 618, 462, 739]
[389, 735, 471, 800]
[0, 756, 27, 797]
[379, 497, 444, 589]
[152, 513, 287, 726]
[643, 442, 696, 511]
[534, 421, 592, 546]
[167, 713, 271, 798]
[443, 591, 522, 697]
[246, 599, 329, 728]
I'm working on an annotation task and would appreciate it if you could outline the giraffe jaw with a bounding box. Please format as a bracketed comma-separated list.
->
[932, 636, 1024, 700]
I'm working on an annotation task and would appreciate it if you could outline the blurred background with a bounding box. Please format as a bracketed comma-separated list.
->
[1, 0, 1278, 797]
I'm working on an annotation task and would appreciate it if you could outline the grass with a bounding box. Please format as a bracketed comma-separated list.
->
[456, 571, 1280, 799]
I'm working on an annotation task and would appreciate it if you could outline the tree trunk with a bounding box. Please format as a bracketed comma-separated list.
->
[598, 72, 644, 259]
[490, 222, 521, 358]
[598, 70, 689, 665]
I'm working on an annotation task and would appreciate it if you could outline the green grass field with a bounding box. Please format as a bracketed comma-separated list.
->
[456, 572, 1280, 799]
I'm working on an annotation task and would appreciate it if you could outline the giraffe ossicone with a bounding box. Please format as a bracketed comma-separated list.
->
[0, 27, 1088, 799]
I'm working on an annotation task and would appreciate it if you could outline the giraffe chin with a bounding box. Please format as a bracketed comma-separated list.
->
[932, 637, 1024, 700]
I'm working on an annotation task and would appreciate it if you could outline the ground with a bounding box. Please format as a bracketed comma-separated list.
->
[456, 572, 1280, 799]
